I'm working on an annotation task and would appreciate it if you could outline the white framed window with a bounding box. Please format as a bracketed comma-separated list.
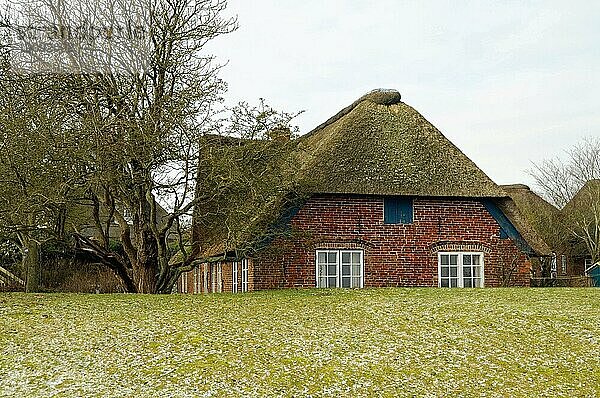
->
[217, 262, 222, 293]
[241, 259, 249, 292]
[438, 252, 484, 288]
[193, 267, 197, 293]
[202, 265, 208, 293]
[316, 249, 364, 288]
[561, 255, 567, 274]
[181, 272, 188, 293]
[232, 261, 239, 293]
[211, 263, 217, 293]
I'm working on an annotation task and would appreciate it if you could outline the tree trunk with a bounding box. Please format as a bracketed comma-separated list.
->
[133, 262, 157, 293]
[132, 231, 159, 293]
[24, 239, 41, 293]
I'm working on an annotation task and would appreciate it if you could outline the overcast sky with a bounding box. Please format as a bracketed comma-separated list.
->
[207, 1, 600, 188]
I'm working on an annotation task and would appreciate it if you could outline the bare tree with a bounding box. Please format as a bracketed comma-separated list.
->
[0, 70, 83, 292]
[530, 137, 600, 268]
[530, 137, 600, 208]
[1, 0, 301, 293]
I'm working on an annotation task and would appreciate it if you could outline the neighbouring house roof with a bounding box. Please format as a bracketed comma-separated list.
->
[560, 179, 600, 257]
[194, 89, 551, 259]
[500, 184, 560, 254]
[80, 201, 173, 241]
[561, 179, 600, 215]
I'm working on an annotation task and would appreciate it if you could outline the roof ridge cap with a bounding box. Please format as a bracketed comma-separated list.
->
[302, 89, 401, 138]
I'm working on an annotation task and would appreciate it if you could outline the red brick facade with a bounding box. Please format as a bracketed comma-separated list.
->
[180, 195, 531, 293]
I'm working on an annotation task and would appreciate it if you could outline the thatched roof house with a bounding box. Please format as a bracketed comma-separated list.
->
[186, 89, 551, 293]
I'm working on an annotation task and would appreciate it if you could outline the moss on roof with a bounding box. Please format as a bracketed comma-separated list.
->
[296, 96, 506, 197]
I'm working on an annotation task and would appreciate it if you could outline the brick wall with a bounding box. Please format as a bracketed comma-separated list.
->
[252, 195, 531, 289]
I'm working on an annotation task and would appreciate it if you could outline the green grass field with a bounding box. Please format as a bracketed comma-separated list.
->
[1, 288, 599, 397]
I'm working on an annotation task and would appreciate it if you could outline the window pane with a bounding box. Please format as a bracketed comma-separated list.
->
[342, 264, 351, 276]
[450, 267, 457, 277]
[473, 255, 480, 265]
[352, 277, 361, 288]
[473, 278, 482, 287]
[328, 252, 337, 263]
[463, 267, 471, 277]
[463, 255, 471, 265]
[450, 255, 458, 266]
[319, 264, 326, 276]
[318, 252, 326, 263]
[328, 264, 337, 276]
[352, 252, 360, 264]
[450, 278, 458, 287]
[352, 264, 361, 276]
[341, 277, 351, 288]
[318, 277, 327, 288]
[440, 278, 449, 287]
[473, 267, 481, 277]
[464, 279, 472, 288]
[328, 277, 337, 288]
[342, 252, 351, 264]
[441, 255, 449, 266]
[441, 267, 449, 277]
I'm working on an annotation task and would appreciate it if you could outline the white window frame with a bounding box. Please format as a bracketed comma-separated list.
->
[241, 259, 249, 293]
[217, 262, 222, 293]
[232, 261, 239, 293]
[181, 272, 188, 293]
[211, 263, 217, 293]
[315, 249, 364, 288]
[202, 265, 208, 293]
[585, 258, 596, 275]
[438, 252, 484, 288]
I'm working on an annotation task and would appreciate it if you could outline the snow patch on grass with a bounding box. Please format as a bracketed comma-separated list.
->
[0, 289, 599, 397]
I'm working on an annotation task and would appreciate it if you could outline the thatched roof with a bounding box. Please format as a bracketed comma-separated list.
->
[296, 89, 506, 197]
[560, 179, 600, 257]
[562, 179, 600, 215]
[194, 134, 300, 259]
[194, 90, 550, 258]
[498, 184, 556, 255]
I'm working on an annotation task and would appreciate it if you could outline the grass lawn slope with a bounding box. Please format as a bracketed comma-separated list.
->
[1, 288, 599, 397]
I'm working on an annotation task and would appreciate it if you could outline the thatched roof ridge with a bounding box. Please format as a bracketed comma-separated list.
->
[303, 89, 402, 138]
[295, 95, 506, 197]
